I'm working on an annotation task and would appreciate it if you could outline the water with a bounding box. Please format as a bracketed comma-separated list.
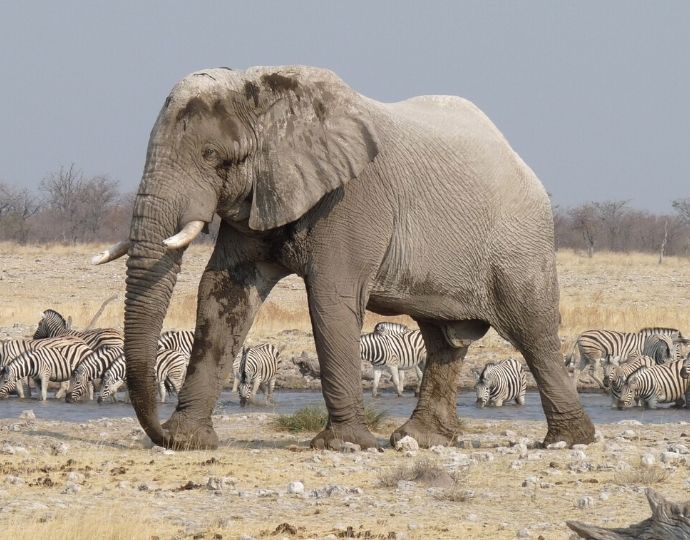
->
[0, 390, 688, 425]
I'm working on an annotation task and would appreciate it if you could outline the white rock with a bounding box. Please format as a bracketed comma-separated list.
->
[207, 476, 236, 491]
[599, 492, 610, 501]
[577, 496, 594, 508]
[323, 535, 337, 540]
[19, 410, 35, 420]
[287, 481, 304, 495]
[394, 436, 419, 452]
[510, 460, 524, 470]
[661, 451, 683, 464]
[5, 475, 24, 485]
[571, 450, 587, 461]
[63, 482, 81, 494]
[617, 419, 642, 425]
[621, 430, 636, 439]
[641, 453, 656, 467]
[522, 476, 539, 488]
[527, 452, 544, 461]
[547, 441, 567, 450]
[572, 444, 588, 451]
[669, 443, 690, 454]
[471, 452, 494, 462]
[50, 442, 69, 455]
[517, 528, 531, 538]
[66, 472, 85, 484]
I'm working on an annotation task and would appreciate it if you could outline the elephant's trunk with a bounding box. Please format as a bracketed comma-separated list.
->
[125, 192, 186, 447]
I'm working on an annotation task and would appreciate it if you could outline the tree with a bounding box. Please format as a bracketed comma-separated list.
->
[0, 182, 40, 243]
[593, 200, 629, 251]
[568, 203, 600, 257]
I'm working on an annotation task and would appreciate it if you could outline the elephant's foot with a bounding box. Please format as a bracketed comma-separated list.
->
[161, 411, 219, 450]
[310, 422, 379, 450]
[391, 412, 463, 448]
[543, 409, 595, 447]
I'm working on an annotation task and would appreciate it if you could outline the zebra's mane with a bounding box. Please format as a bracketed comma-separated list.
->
[479, 362, 497, 381]
[42, 309, 67, 325]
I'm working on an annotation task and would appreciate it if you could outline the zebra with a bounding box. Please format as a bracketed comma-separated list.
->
[639, 327, 685, 340]
[602, 353, 656, 405]
[473, 357, 527, 407]
[33, 309, 123, 351]
[0, 340, 94, 401]
[373, 322, 409, 335]
[66, 346, 124, 402]
[238, 344, 280, 406]
[96, 348, 188, 403]
[156, 348, 188, 403]
[0, 335, 91, 398]
[158, 330, 194, 359]
[359, 329, 426, 397]
[642, 334, 681, 365]
[97, 354, 126, 403]
[231, 352, 242, 394]
[567, 328, 682, 388]
[617, 359, 690, 409]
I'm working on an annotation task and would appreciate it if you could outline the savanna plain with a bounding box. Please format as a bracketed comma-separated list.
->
[1, 244, 690, 539]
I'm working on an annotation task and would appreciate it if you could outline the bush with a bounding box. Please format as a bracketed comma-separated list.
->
[271, 405, 387, 433]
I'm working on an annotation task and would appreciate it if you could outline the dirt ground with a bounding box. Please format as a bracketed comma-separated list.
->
[2, 245, 690, 538]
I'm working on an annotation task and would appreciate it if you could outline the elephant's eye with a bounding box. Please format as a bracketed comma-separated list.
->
[202, 147, 219, 162]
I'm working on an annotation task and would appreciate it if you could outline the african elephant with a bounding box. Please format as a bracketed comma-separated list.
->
[95, 65, 595, 450]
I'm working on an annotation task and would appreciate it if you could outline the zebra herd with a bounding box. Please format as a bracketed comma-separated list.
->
[5, 309, 685, 412]
[567, 326, 690, 409]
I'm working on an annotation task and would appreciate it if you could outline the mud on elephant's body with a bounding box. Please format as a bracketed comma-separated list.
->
[96, 65, 595, 450]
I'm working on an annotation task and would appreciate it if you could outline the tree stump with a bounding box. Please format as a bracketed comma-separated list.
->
[567, 489, 690, 539]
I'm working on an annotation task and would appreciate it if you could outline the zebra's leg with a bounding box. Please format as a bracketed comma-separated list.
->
[413, 365, 423, 397]
[399, 370, 407, 395]
[40, 375, 48, 401]
[391, 321, 476, 448]
[16, 381, 25, 399]
[684, 386, 690, 409]
[267, 378, 276, 404]
[250, 377, 261, 403]
[372, 369, 382, 398]
[55, 382, 69, 400]
[494, 398, 504, 407]
[231, 371, 239, 395]
[389, 366, 403, 397]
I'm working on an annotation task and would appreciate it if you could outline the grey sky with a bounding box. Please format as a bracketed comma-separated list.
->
[1, 1, 688, 212]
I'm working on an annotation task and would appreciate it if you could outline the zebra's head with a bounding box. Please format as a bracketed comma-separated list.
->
[33, 309, 69, 339]
[0, 365, 17, 399]
[97, 373, 124, 404]
[680, 356, 690, 379]
[66, 366, 89, 403]
[474, 362, 496, 408]
[602, 356, 622, 388]
[616, 373, 642, 409]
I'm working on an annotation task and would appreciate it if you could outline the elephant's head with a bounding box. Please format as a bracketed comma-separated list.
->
[94, 66, 379, 446]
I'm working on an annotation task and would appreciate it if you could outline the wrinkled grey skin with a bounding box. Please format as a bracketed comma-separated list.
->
[120, 65, 594, 450]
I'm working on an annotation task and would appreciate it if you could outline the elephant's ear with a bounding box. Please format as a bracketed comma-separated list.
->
[249, 71, 380, 230]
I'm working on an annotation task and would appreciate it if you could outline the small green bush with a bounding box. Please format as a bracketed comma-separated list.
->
[271, 405, 387, 433]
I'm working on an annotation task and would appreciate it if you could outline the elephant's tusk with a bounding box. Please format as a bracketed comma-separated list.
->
[92, 240, 132, 265]
[163, 220, 205, 249]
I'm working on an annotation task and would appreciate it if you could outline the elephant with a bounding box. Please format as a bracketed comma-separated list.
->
[94, 65, 595, 450]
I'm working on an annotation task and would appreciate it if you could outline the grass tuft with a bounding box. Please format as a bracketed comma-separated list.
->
[613, 464, 670, 486]
[271, 405, 387, 433]
[378, 457, 461, 489]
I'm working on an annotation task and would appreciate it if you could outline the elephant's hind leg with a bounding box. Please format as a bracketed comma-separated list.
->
[391, 322, 467, 448]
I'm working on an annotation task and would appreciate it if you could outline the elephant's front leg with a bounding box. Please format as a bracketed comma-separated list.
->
[391, 322, 467, 447]
[162, 266, 273, 449]
[308, 288, 378, 450]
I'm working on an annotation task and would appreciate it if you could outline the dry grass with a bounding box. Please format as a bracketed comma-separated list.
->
[4, 510, 174, 540]
[613, 464, 670, 486]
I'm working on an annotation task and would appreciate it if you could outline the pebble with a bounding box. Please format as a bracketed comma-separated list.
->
[661, 451, 683, 464]
[617, 419, 642, 426]
[394, 436, 419, 452]
[472, 452, 494, 462]
[19, 410, 35, 420]
[287, 481, 304, 495]
[546, 441, 567, 450]
[66, 472, 85, 484]
[50, 442, 69, 455]
[207, 476, 236, 491]
[621, 430, 636, 439]
[577, 496, 594, 508]
[669, 443, 690, 454]
[63, 482, 81, 494]
[5, 475, 24, 485]
[641, 453, 656, 467]
[517, 528, 531, 538]
[571, 450, 587, 461]
[599, 492, 610, 501]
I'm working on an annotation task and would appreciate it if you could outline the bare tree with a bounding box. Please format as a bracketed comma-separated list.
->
[0, 182, 40, 243]
[39, 165, 119, 243]
[672, 198, 690, 225]
[593, 200, 629, 251]
[568, 203, 600, 257]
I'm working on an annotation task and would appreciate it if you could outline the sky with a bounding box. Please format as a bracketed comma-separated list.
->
[1, 1, 688, 213]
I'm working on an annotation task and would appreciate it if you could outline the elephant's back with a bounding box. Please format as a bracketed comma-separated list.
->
[383, 95, 508, 147]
